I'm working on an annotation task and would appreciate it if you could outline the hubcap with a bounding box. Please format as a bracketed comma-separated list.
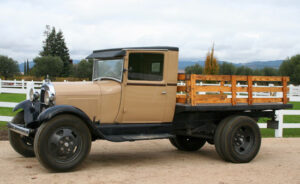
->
[233, 126, 254, 154]
[48, 127, 81, 161]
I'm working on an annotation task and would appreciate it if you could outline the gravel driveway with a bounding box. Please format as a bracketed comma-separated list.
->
[0, 138, 299, 184]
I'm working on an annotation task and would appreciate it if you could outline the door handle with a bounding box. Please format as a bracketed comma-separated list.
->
[161, 91, 167, 94]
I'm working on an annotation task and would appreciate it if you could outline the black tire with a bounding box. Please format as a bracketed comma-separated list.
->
[169, 135, 206, 151]
[214, 116, 234, 161]
[34, 114, 91, 172]
[220, 116, 261, 163]
[8, 111, 35, 157]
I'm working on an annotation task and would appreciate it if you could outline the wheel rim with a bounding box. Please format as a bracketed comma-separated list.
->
[232, 126, 255, 154]
[48, 127, 82, 163]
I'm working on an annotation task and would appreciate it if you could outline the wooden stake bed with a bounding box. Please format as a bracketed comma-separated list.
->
[176, 74, 290, 106]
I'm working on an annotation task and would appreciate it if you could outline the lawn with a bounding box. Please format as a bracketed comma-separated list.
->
[0, 93, 26, 102]
[260, 101, 300, 137]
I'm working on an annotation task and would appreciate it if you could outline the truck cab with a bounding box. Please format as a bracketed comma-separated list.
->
[7, 46, 292, 172]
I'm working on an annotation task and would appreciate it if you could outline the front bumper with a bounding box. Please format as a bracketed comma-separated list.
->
[7, 122, 34, 137]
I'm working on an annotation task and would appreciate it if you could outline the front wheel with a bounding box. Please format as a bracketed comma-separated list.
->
[8, 111, 35, 157]
[169, 135, 206, 151]
[34, 115, 91, 172]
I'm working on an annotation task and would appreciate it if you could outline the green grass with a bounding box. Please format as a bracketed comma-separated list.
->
[289, 102, 300, 110]
[260, 102, 300, 137]
[0, 93, 26, 102]
[0, 107, 17, 116]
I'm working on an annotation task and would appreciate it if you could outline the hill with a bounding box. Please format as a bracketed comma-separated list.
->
[178, 59, 283, 70]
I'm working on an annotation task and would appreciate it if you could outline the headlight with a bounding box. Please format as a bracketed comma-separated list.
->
[29, 88, 34, 101]
[29, 89, 40, 101]
[44, 90, 55, 106]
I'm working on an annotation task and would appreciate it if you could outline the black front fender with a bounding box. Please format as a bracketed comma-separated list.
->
[37, 105, 104, 140]
[13, 100, 40, 125]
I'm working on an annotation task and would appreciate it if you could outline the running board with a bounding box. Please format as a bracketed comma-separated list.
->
[95, 123, 173, 142]
[105, 133, 173, 142]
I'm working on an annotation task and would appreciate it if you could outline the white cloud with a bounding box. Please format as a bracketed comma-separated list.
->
[0, 0, 300, 63]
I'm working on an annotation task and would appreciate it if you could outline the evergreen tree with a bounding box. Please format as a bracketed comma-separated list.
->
[26, 60, 30, 74]
[56, 31, 70, 77]
[39, 25, 71, 76]
[23, 61, 26, 75]
[204, 43, 219, 75]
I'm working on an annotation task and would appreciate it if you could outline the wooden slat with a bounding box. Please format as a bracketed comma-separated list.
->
[186, 77, 191, 104]
[177, 86, 186, 92]
[236, 98, 248, 103]
[252, 98, 283, 103]
[248, 76, 253, 105]
[252, 87, 284, 92]
[236, 87, 248, 92]
[194, 95, 231, 104]
[195, 86, 232, 92]
[176, 94, 187, 103]
[191, 74, 196, 105]
[193, 75, 231, 81]
[252, 76, 286, 82]
[282, 77, 288, 104]
[178, 74, 186, 80]
[236, 76, 248, 81]
[231, 75, 237, 105]
[220, 80, 224, 95]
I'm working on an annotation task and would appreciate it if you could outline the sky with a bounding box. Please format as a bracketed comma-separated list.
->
[0, 0, 300, 63]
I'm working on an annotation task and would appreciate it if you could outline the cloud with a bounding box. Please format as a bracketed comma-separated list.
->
[0, 0, 300, 63]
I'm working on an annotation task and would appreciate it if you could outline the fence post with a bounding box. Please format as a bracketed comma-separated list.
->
[0, 78, 2, 94]
[275, 110, 283, 138]
[21, 79, 24, 89]
[26, 82, 34, 100]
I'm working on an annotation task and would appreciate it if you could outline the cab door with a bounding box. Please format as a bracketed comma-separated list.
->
[120, 51, 167, 123]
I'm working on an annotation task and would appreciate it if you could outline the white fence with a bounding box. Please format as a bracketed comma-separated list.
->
[0, 79, 300, 138]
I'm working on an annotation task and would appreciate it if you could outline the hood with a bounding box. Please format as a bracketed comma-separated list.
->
[52, 81, 121, 122]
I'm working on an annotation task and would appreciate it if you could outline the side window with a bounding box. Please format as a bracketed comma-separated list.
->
[128, 53, 164, 81]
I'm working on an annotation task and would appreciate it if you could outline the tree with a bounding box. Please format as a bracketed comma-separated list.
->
[32, 56, 63, 77]
[0, 55, 20, 79]
[23, 61, 26, 75]
[185, 64, 203, 74]
[219, 62, 236, 75]
[279, 54, 300, 84]
[40, 25, 71, 77]
[73, 59, 93, 80]
[261, 67, 278, 76]
[26, 60, 30, 75]
[235, 66, 253, 75]
[55, 31, 71, 77]
[204, 44, 219, 75]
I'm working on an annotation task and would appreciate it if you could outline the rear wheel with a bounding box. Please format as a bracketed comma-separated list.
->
[8, 111, 35, 157]
[214, 116, 233, 161]
[34, 115, 91, 172]
[216, 116, 261, 163]
[169, 135, 206, 151]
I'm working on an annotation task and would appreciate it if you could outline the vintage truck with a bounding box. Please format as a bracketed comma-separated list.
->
[7, 46, 292, 172]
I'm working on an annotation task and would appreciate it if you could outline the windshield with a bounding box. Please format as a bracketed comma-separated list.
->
[93, 59, 123, 81]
